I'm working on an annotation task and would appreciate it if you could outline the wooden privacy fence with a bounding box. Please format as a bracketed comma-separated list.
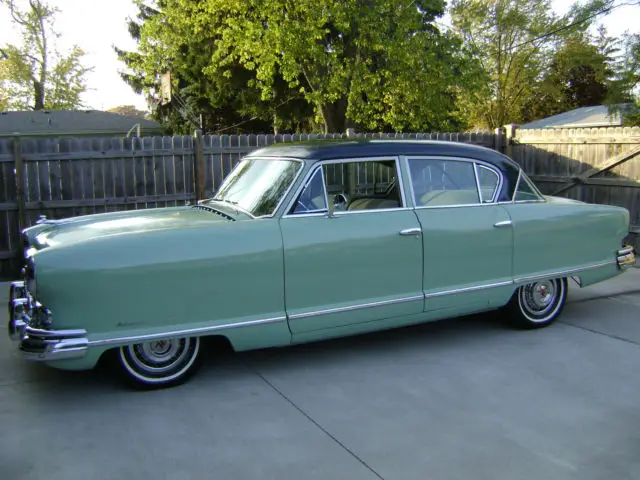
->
[510, 126, 640, 231]
[0, 131, 498, 277]
[1, 127, 638, 277]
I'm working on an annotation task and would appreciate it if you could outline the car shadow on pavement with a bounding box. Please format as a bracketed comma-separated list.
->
[10, 309, 532, 393]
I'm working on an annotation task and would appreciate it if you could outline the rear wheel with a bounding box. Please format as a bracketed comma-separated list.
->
[505, 277, 567, 329]
[117, 336, 202, 389]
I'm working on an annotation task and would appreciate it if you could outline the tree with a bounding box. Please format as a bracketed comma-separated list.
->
[604, 32, 640, 125]
[0, 0, 92, 111]
[450, 0, 616, 129]
[107, 105, 150, 119]
[526, 29, 616, 120]
[116, 0, 482, 134]
[115, 0, 316, 135]
[205, 0, 479, 133]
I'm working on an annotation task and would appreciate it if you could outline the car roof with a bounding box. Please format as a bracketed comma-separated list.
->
[244, 138, 521, 172]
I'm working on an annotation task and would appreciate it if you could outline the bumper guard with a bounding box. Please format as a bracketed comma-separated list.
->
[8, 281, 88, 361]
[617, 245, 636, 270]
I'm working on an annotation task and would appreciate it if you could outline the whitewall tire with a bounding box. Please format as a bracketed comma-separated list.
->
[505, 277, 567, 329]
[117, 336, 202, 389]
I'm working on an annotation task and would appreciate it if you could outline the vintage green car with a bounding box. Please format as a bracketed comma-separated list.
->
[7, 139, 636, 388]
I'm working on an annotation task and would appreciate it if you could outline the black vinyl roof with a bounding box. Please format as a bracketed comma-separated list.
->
[245, 139, 521, 172]
[246, 138, 523, 202]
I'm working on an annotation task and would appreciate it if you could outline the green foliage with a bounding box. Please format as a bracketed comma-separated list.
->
[450, 0, 618, 129]
[204, 0, 480, 133]
[0, 0, 92, 111]
[525, 28, 615, 121]
[116, 0, 483, 134]
[604, 32, 640, 125]
[115, 0, 316, 135]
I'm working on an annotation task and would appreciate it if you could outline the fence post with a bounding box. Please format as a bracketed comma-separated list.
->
[12, 135, 26, 235]
[193, 129, 205, 201]
[494, 127, 504, 153]
[503, 124, 518, 159]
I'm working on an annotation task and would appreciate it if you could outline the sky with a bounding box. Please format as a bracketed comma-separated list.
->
[0, 0, 639, 113]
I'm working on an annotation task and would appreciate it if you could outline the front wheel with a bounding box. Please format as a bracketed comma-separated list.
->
[504, 277, 568, 329]
[117, 336, 203, 389]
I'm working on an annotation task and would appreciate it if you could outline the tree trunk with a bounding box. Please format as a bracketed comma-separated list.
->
[320, 98, 348, 133]
[33, 80, 45, 110]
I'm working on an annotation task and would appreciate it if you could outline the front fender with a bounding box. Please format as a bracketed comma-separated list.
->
[31, 218, 290, 350]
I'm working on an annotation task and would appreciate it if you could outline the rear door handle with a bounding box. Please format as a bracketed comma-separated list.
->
[493, 220, 512, 228]
[399, 227, 422, 236]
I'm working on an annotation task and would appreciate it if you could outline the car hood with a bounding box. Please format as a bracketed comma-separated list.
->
[24, 205, 236, 252]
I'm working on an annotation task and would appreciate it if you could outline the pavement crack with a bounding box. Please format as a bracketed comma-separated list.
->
[559, 321, 640, 347]
[246, 362, 385, 480]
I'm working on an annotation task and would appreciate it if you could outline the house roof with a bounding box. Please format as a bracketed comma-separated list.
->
[0, 109, 164, 137]
[519, 104, 631, 129]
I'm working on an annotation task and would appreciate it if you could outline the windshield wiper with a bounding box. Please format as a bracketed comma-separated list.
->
[207, 198, 255, 218]
[211, 197, 237, 204]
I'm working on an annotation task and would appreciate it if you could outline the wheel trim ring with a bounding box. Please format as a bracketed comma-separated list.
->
[119, 337, 200, 384]
[130, 340, 189, 374]
[518, 279, 566, 323]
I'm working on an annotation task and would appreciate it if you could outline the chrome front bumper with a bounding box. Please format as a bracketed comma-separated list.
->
[8, 281, 88, 361]
[617, 246, 636, 270]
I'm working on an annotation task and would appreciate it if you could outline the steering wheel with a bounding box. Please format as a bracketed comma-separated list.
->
[333, 193, 349, 211]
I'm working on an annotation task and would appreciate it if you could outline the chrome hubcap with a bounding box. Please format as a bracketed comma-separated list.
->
[520, 279, 560, 319]
[124, 337, 195, 377]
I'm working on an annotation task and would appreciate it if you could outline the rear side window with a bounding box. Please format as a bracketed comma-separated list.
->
[408, 158, 480, 207]
[476, 166, 500, 203]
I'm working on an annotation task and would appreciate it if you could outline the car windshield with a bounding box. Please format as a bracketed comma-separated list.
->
[205, 158, 302, 217]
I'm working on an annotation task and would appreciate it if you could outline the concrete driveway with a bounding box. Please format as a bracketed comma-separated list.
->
[2, 269, 640, 480]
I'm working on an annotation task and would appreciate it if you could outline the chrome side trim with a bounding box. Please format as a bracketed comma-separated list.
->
[513, 260, 616, 285]
[288, 295, 424, 320]
[88, 315, 287, 347]
[472, 162, 482, 203]
[425, 281, 513, 298]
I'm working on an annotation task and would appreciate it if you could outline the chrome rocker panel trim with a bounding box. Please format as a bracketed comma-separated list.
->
[7, 248, 632, 363]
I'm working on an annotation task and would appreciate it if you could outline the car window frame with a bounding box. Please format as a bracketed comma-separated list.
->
[282, 155, 409, 218]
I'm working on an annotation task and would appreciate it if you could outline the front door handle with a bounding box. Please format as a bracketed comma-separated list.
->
[399, 227, 422, 236]
[493, 220, 512, 228]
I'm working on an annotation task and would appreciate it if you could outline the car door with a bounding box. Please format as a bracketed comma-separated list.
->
[279, 157, 424, 337]
[405, 156, 515, 313]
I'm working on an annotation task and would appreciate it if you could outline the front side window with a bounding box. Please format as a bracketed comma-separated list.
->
[290, 158, 404, 214]
[206, 158, 302, 217]
[291, 167, 328, 214]
[408, 158, 480, 207]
